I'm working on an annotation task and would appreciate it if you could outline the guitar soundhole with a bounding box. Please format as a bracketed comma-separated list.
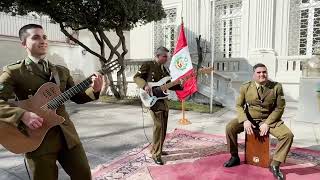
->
[42, 87, 57, 100]
[152, 86, 166, 98]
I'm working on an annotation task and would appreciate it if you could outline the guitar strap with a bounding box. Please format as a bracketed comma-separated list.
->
[244, 103, 260, 129]
[49, 63, 60, 86]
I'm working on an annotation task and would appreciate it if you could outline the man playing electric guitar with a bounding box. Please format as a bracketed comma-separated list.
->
[0, 24, 104, 180]
[134, 46, 183, 165]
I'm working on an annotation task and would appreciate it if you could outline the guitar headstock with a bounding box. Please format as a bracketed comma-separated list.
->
[98, 59, 120, 75]
[198, 67, 214, 74]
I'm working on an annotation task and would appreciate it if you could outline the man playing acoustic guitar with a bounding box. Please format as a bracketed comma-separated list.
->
[0, 24, 103, 180]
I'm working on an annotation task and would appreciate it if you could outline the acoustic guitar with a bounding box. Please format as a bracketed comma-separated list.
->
[0, 61, 119, 154]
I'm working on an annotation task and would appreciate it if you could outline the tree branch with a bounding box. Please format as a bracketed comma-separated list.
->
[107, 39, 122, 62]
[97, 28, 122, 60]
[116, 28, 128, 59]
[59, 22, 107, 63]
[92, 30, 103, 46]
[72, 26, 88, 31]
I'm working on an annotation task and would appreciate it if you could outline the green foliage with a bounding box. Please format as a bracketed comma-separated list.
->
[0, 0, 166, 31]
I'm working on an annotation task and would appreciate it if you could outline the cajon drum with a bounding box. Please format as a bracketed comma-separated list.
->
[245, 129, 270, 168]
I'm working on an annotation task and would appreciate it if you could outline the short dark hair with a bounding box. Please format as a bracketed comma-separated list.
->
[18, 24, 43, 42]
[155, 46, 169, 57]
[253, 63, 267, 72]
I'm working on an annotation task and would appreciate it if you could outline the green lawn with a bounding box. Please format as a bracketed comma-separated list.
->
[99, 95, 222, 113]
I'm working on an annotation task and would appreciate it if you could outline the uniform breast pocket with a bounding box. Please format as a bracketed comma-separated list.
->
[265, 94, 276, 107]
[265, 90, 276, 101]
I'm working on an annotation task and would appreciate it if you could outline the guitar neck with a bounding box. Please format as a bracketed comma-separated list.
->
[160, 67, 213, 91]
[160, 81, 179, 90]
[160, 73, 193, 90]
[46, 76, 93, 109]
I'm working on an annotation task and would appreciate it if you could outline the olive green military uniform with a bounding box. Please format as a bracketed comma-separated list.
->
[226, 80, 294, 163]
[0, 58, 99, 180]
[134, 60, 181, 159]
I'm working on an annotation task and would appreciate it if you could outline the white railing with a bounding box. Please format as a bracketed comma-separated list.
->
[275, 55, 311, 83]
[214, 60, 240, 72]
[110, 59, 234, 106]
[106, 60, 150, 97]
[0, 12, 73, 42]
[276, 55, 310, 73]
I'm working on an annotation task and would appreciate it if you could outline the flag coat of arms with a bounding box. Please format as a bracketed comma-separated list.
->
[169, 23, 197, 101]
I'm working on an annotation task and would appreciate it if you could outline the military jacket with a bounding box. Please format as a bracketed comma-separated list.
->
[236, 80, 285, 127]
[0, 58, 98, 156]
[134, 60, 182, 112]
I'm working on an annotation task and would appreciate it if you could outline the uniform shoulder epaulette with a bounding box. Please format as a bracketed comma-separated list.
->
[5, 60, 22, 70]
[242, 80, 251, 85]
[7, 60, 22, 66]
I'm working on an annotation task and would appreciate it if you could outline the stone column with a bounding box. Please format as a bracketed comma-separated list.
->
[274, 0, 291, 56]
[245, 0, 277, 79]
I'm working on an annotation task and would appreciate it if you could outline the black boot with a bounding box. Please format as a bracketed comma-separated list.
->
[269, 165, 284, 180]
[162, 151, 169, 155]
[152, 156, 164, 165]
[223, 156, 240, 167]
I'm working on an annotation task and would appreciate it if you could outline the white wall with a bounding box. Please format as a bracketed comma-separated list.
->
[0, 37, 26, 68]
[0, 36, 83, 69]
[129, 23, 154, 59]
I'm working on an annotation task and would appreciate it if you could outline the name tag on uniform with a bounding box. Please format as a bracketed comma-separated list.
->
[281, 96, 285, 99]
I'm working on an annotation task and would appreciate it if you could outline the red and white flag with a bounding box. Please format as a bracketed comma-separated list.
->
[169, 22, 197, 101]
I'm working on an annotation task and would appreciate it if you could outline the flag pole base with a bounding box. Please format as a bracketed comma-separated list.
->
[179, 118, 191, 125]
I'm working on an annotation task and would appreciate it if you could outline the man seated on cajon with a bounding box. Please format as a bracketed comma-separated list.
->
[223, 63, 294, 180]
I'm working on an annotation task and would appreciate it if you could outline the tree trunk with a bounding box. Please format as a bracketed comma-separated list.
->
[115, 29, 128, 98]
[97, 29, 127, 99]
[60, 25, 128, 99]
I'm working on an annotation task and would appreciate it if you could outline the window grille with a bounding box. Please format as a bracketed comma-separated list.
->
[153, 8, 177, 55]
[214, 0, 242, 58]
[289, 0, 320, 55]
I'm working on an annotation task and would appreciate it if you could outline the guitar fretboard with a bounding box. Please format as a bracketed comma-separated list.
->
[46, 76, 93, 109]
[159, 67, 211, 91]
[160, 73, 194, 90]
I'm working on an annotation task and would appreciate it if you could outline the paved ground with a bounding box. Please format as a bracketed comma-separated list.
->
[0, 101, 319, 180]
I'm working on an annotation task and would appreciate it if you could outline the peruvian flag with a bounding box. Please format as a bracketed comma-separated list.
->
[169, 22, 197, 101]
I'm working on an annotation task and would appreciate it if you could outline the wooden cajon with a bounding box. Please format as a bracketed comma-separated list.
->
[245, 129, 270, 168]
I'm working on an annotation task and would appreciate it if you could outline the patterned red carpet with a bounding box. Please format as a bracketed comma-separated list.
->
[91, 129, 320, 180]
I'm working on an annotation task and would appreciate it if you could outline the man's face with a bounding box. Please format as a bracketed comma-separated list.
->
[157, 53, 169, 64]
[253, 66, 268, 84]
[22, 28, 48, 58]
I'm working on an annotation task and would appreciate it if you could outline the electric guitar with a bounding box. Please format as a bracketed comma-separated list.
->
[139, 67, 213, 108]
[0, 60, 119, 154]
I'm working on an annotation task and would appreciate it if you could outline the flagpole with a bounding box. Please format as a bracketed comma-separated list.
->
[179, 100, 191, 125]
[210, 0, 216, 113]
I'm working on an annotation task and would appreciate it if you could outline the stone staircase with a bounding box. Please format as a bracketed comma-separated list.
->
[196, 72, 236, 107]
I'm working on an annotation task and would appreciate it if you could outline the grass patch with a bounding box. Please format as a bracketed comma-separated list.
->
[167, 100, 222, 113]
[99, 95, 222, 113]
[99, 95, 141, 105]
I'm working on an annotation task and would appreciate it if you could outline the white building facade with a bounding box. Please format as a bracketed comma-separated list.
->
[0, 0, 319, 107]
[127, 0, 320, 107]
